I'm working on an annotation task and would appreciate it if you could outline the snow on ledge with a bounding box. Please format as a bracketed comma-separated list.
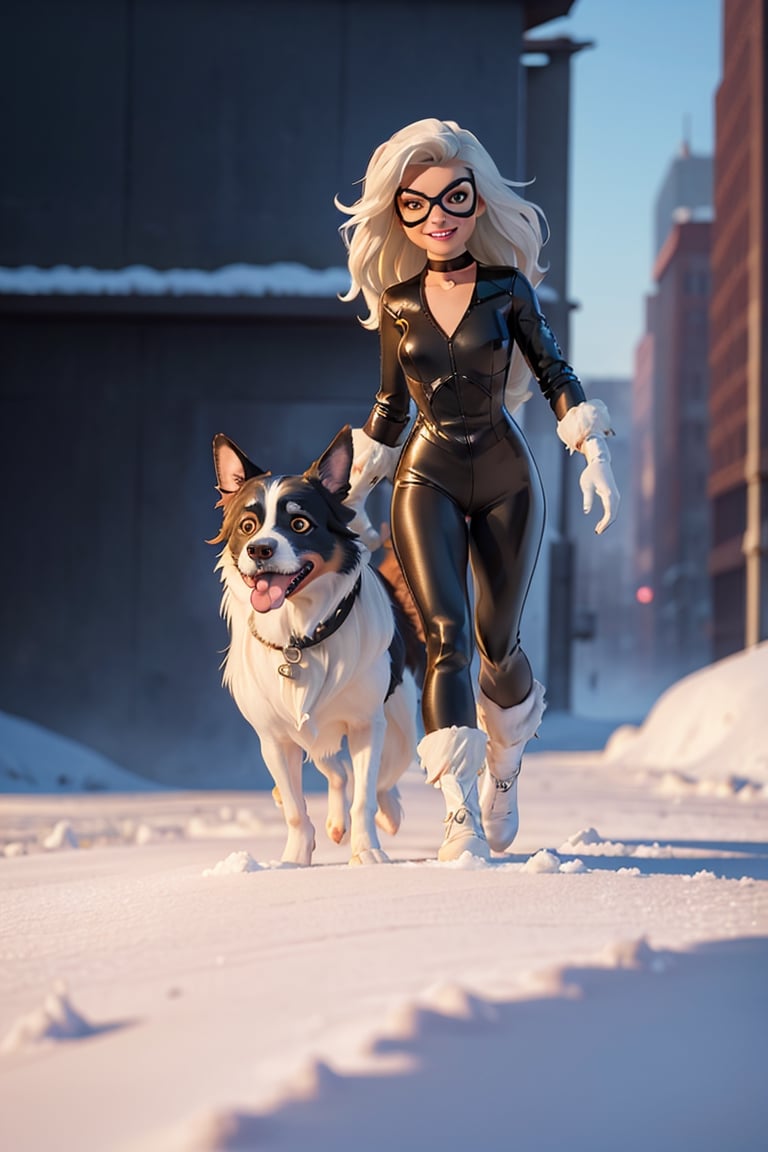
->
[0, 262, 558, 302]
[0, 263, 353, 298]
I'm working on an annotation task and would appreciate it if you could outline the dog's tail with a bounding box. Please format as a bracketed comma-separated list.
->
[376, 539, 426, 687]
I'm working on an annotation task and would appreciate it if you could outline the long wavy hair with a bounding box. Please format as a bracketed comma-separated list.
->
[336, 119, 549, 412]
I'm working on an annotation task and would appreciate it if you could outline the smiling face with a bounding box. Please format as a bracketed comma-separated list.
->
[221, 475, 359, 614]
[395, 161, 485, 262]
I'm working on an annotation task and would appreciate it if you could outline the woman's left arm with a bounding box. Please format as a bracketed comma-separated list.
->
[509, 271, 620, 535]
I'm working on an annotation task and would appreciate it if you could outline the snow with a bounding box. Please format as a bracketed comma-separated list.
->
[604, 640, 768, 785]
[1, 982, 101, 1054]
[202, 851, 262, 877]
[0, 710, 158, 795]
[0, 263, 557, 302]
[0, 263, 352, 297]
[1, 646, 767, 1151]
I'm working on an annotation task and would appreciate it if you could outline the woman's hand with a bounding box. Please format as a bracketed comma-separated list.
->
[579, 435, 620, 535]
[555, 400, 619, 535]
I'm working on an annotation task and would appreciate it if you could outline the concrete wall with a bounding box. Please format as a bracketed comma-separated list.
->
[1, 0, 527, 268]
[0, 301, 380, 785]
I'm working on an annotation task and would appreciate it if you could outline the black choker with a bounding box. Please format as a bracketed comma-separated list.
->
[426, 251, 475, 273]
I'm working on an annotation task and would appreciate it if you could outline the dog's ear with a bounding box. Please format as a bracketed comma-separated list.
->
[307, 425, 353, 498]
[212, 434, 265, 509]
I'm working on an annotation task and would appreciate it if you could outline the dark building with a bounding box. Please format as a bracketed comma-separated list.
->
[0, 0, 580, 785]
[709, 0, 768, 657]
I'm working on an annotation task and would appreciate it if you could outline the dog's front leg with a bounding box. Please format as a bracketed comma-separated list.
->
[347, 716, 389, 865]
[260, 737, 315, 866]
[317, 749, 351, 845]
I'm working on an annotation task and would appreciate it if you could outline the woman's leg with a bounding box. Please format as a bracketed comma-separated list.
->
[469, 468, 546, 708]
[390, 479, 475, 731]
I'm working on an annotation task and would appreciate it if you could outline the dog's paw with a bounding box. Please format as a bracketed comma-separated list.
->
[281, 831, 316, 867]
[326, 818, 349, 845]
[375, 786, 403, 836]
[349, 848, 390, 866]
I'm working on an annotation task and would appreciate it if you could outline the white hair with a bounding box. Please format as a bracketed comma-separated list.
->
[335, 118, 549, 412]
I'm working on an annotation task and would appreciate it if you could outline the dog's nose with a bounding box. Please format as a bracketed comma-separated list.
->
[247, 538, 278, 561]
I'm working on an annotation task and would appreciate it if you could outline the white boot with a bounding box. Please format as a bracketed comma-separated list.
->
[477, 681, 546, 852]
[417, 726, 490, 862]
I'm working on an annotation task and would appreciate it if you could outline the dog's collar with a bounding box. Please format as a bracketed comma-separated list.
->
[248, 575, 362, 674]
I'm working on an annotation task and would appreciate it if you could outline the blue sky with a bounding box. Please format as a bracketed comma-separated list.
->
[533, 0, 721, 380]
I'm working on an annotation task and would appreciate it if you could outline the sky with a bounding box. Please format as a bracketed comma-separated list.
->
[532, 0, 721, 380]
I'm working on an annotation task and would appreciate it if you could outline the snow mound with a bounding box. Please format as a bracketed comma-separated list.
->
[522, 848, 589, 874]
[2, 982, 98, 1052]
[432, 851, 491, 870]
[420, 981, 498, 1023]
[604, 642, 768, 784]
[523, 849, 561, 873]
[598, 936, 669, 972]
[42, 820, 79, 850]
[559, 827, 673, 859]
[380, 982, 499, 1049]
[561, 825, 603, 847]
[202, 851, 262, 876]
[125, 1107, 262, 1152]
[0, 710, 157, 793]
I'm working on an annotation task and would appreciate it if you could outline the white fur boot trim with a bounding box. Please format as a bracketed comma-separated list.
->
[477, 681, 546, 852]
[417, 726, 490, 862]
[556, 400, 614, 454]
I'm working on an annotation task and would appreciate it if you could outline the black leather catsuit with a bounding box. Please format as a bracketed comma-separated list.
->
[363, 264, 586, 732]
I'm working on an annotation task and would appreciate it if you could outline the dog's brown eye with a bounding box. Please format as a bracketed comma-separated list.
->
[290, 516, 312, 534]
[240, 517, 257, 535]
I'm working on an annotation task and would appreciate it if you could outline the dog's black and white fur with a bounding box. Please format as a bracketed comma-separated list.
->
[211, 426, 418, 866]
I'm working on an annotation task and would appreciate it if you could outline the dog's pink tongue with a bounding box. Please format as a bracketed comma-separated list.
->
[250, 576, 287, 613]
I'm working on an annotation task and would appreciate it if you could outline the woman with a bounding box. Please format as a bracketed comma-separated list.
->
[337, 119, 618, 860]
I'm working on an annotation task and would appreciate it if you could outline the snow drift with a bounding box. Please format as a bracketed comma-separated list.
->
[603, 641, 768, 785]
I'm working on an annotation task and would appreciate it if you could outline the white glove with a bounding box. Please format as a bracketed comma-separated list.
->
[556, 400, 619, 535]
[579, 435, 619, 535]
[346, 428, 401, 551]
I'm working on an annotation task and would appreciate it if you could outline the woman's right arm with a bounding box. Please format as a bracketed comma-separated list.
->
[346, 297, 410, 547]
[362, 298, 411, 447]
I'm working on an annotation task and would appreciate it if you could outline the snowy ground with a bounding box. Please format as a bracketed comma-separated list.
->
[2, 646, 768, 1152]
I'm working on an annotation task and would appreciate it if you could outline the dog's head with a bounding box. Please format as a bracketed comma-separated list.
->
[210, 426, 360, 614]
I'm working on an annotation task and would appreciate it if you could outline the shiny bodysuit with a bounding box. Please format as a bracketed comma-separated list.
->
[363, 264, 586, 731]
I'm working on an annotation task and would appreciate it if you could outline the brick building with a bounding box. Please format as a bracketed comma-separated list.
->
[709, 0, 768, 656]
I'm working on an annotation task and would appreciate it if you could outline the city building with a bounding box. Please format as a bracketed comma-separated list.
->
[632, 146, 713, 684]
[709, 0, 768, 657]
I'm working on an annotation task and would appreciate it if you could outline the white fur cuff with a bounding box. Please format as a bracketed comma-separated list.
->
[348, 428, 401, 502]
[556, 400, 614, 454]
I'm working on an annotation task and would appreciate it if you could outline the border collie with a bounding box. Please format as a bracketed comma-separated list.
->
[210, 426, 418, 866]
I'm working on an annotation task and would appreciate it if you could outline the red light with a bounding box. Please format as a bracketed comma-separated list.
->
[636, 585, 654, 605]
